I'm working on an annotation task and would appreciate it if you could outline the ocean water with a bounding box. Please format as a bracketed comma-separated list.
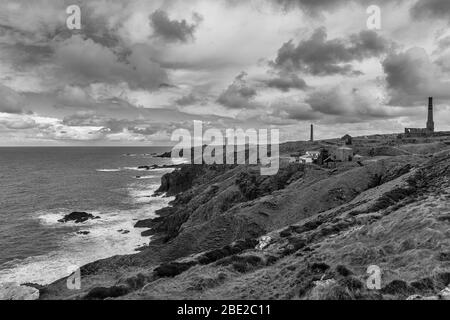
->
[0, 147, 175, 285]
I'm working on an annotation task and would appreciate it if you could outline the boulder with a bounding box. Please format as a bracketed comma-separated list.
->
[58, 212, 100, 223]
[256, 236, 272, 250]
[0, 282, 40, 300]
[155, 151, 175, 158]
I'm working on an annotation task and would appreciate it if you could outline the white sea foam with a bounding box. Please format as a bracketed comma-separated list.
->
[96, 166, 175, 173]
[127, 183, 162, 204]
[171, 158, 189, 165]
[0, 178, 174, 285]
[149, 167, 175, 173]
[123, 167, 150, 171]
[96, 168, 121, 172]
[0, 201, 172, 285]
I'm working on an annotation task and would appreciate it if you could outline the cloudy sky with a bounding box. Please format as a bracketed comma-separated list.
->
[1, 0, 450, 146]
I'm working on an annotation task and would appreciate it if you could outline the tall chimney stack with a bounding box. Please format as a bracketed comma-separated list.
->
[310, 124, 314, 142]
[427, 97, 434, 132]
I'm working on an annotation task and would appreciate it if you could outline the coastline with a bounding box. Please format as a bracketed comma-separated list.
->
[19, 139, 450, 300]
[0, 160, 178, 287]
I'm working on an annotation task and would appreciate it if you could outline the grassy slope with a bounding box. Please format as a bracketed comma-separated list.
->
[127, 150, 450, 300]
[39, 136, 450, 300]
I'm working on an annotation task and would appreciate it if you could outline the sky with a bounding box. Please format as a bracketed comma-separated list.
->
[0, 0, 450, 146]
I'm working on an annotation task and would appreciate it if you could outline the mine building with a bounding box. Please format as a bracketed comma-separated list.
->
[332, 146, 354, 162]
[299, 155, 314, 164]
[305, 150, 320, 159]
[404, 97, 435, 136]
[341, 134, 352, 145]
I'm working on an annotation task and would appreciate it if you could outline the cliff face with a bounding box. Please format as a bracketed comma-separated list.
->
[155, 165, 206, 196]
[40, 148, 450, 300]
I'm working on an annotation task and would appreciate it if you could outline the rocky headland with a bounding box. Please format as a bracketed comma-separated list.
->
[36, 134, 450, 300]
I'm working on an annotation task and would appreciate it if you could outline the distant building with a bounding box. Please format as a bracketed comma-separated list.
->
[323, 156, 336, 168]
[316, 148, 330, 165]
[405, 97, 435, 136]
[298, 150, 320, 164]
[341, 134, 352, 145]
[299, 155, 314, 164]
[305, 150, 320, 159]
[332, 146, 354, 162]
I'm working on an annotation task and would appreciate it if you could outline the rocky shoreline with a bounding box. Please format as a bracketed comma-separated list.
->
[23, 136, 450, 300]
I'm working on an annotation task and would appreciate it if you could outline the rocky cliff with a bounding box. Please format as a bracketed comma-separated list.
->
[39, 145, 450, 300]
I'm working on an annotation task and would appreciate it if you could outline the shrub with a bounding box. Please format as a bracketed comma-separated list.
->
[154, 261, 197, 278]
[335, 265, 353, 277]
[84, 285, 130, 300]
[217, 254, 263, 273]
[381, 280, 414, 296]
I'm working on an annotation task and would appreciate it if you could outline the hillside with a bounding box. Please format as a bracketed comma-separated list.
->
[38, 136, 450, 300]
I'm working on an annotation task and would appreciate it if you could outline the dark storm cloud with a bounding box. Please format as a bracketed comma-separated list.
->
[411, 0, 450, 20]
[271, 102, 321, 121]
[437, 36, 450, 51]
[3, 43, 54, 69]
[382, 47, 450, 105]
[0, 2, 165, 91]
[217, 72, 260, 109]
[150, 10, 203, 43]
[304, 85, 410, 122]
[271, 28, 390, 76]
[54, 36, 168, 90]
[436, 53, 450, 72]
[264, 73, 308, 92]
[175, 93, 202, 106]
[0, 85, 26, 114]
[63, 111, 180, 136]
[0, 2, 126, 79]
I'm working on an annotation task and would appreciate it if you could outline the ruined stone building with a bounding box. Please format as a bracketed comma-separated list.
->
[341, 134, 352, 145]
[404, 97, 435, 136]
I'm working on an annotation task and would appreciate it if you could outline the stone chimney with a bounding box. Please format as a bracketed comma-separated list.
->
[310, 124, 314, 142]
[427, 97, 434, 132]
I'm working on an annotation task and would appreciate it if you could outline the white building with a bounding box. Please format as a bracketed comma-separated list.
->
[299, 155, 313, 164]
[305, 151, 320, 159]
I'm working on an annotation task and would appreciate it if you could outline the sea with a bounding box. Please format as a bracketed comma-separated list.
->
[0, 147, 179, 285]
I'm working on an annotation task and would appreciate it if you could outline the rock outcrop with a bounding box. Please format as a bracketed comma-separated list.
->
[58, 212, 100, 223]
